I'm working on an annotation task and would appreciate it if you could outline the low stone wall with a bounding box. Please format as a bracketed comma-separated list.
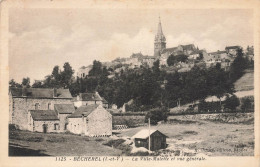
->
[113, 115, 145, 127]
[168, 112, 254, 123]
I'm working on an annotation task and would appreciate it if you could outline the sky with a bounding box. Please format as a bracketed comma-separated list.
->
[9, 8, 253, 82]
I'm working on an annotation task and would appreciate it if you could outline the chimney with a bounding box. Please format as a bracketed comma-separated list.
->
[22, 86, 27, 97]
[53, 88, 57, 97]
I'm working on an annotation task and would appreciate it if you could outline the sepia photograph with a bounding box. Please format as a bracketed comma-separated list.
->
[0, 0, 259, 166]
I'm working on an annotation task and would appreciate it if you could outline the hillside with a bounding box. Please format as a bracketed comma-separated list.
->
[234, 69, 254, 91]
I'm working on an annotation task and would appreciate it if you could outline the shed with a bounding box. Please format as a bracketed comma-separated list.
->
[132, 129, 167, 151]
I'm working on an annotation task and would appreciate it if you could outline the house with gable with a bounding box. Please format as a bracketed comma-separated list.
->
[74, 92, 103, 108]
[67, 104, 112, 136]
[225, 46, 242, 56]
[9, 87, 73, 131]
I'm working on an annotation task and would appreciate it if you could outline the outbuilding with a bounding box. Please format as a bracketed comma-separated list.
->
[68, 104, 112, 137]
[132, 129, 167, 151]
[28, 110, 60, 133]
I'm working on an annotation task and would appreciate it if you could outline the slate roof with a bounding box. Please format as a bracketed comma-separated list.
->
[102, 97, 108, 104]
[78, 92, 102, 101]
[132, 129, 168, 139]
[225, 46, 241, 50]
[30, 110, 59, 121]
[161, 47, 178, 54]
[180, 44, 196, 51]
[54, 104, 75, 114]
[9, 88, 72, 99]
[209, 51, 227, 55]
[68, 105, 99, 118]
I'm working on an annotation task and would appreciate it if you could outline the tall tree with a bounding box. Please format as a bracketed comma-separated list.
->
[61, 62, 74, 88]
[22, 77, 30, 88]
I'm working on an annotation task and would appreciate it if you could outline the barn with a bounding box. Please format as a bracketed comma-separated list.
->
[132, 129, 167, 151]
[67, 104, 112, 136]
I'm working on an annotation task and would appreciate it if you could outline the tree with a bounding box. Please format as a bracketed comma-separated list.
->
[145, 107, 169, 125]
[9, 79, 22, 88]
[175, 54, 188, 63]
[241, 97, 252, 112]
[229, 48, 249, 82]
[224, 95, 240, 111]
[22, 77, 30, 88]
[89, 60, 103, 76]
[167, 55, 175, 66]
[60, 62, 74, 88]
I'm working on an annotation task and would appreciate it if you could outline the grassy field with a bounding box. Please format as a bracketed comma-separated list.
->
[117, 118, 254, 156]
[9, 130, 122, 156]
[234, 69, 254, 91]
[9, 116, 254, 156]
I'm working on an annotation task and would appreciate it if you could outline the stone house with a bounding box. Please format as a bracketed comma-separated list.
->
[142, 56, 157, 68]
[28, 110, 60, 133]
[77, 65, 92, 78]
[74, 92, 104, 108]
[54, 104, 75, 131]
[132, 129, 168, 151]
[9, 87, 73, 130]
[67, 104, 112, 136]
[225, 46, 241, 56]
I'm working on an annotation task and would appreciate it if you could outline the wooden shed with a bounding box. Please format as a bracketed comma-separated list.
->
[132, 129, 168, 151]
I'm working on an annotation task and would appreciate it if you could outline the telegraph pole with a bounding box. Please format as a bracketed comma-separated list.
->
[148, 118, 151, 151]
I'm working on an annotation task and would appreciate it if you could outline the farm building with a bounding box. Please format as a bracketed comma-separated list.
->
[28, 110, 60, 133]
[9, 87, 73, 130]
[68, 104, 112, 136]
[132, 129, 167, 151]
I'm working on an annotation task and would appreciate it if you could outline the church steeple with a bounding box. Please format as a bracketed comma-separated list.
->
[154, 16, 166, 56]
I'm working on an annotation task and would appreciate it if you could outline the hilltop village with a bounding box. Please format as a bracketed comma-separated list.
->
[77, 18, 254, 79]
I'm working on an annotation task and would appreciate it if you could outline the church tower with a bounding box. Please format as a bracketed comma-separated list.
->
[154, 16, 166, 56]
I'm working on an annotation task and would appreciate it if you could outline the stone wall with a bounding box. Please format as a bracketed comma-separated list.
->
[33, 120, 60, 133]
[168, 112, 254, 123]
[68, 117, 84, 135]
[87, 107, 112, 136]
[11, 97, 72, 130]
[58, 113, 70, 132]
[113, 115, 145, 126]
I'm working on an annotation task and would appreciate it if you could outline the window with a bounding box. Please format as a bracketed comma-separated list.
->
[54, 123, 59, 130]
[48, 103, 51, 110]
[35, 103, 39, 110]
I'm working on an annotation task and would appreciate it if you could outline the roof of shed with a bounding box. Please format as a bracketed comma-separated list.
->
[132, 129, 167, 139]
[30, 110, 59, 121]
[10, 88, 72, 99]
[54, 104, 75, 114]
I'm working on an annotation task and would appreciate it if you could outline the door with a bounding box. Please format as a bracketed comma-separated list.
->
[43, 124, 48, 133]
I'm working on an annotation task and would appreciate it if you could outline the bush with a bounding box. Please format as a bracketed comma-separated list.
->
[9, 124, 18, 131]
[46, 136, 67, 143]
[241, 97, 254, 112]
[103, 139, 125, 148]
[145, 107, 169, 125]
[224, 95, 240, 111]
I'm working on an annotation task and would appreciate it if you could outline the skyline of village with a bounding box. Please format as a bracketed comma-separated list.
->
[9, 9, 253, 82]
